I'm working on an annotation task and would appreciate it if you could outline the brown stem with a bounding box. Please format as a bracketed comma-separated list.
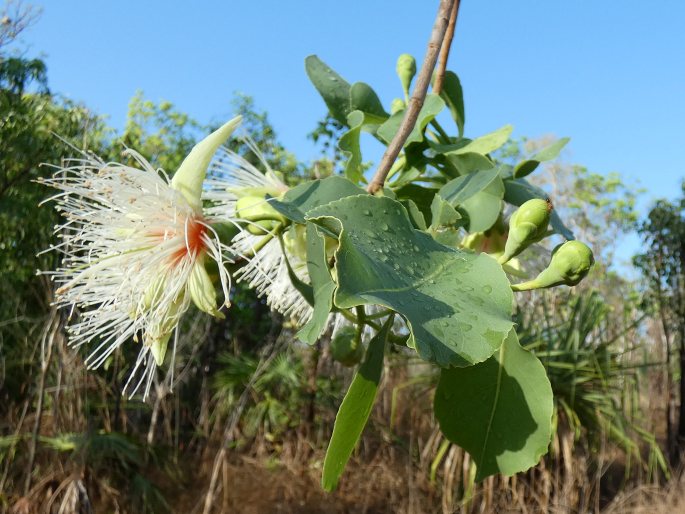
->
[366, 0, 453, 194]
[433, 0, 461, 95]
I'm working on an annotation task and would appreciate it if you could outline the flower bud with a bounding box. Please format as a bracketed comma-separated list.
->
[391, 98, 406, 115]
[188, 259, 226, 318]
[498, 199, 551, 264]
[235, 195, 284, 235]
[512, 240, 594, 291]
[149, 331, 172, 366]
[330, 326, 364, 367]
[396, 54, 416, 97]
[283, 224, 308, 263]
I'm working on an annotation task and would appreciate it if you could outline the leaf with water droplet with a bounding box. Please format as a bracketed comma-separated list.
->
[305, 55, 352, 125]
[306, 195, 514, 367]
[269, 176, 365, 225]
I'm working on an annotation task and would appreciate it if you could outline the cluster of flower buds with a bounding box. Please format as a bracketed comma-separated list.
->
[495, 199, 594, 291]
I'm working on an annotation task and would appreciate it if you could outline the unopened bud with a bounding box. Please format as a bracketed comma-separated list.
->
[396, 54, 416, 98]
[512, 240, 594, 291]
[235, 195, 284, 235]
[330, 326, 364, 367]
[498, 199, 551, 264]
[188, 259, 225, 318]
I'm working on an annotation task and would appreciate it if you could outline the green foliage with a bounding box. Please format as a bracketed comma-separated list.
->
[297, 223, 336, 344]
[436, 71, 465, 137]
[434, 330, 553, 481]
[1, 34, 618, 505]
[322, 316, 391, 491]
[213, 349, 308, 438]
[0, 53, 108, 324]
[634, 184, 685, 459]
[306, 194, 514, 367]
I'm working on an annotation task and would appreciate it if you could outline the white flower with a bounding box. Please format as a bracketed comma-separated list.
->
[204, 146, 313, 324]
[40, 117, 242, 399]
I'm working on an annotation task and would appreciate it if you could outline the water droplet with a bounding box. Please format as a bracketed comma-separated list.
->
[458, 322, 473, 333]
[482, 285, 492, 294]
[363, 209, 372, 216]
[381, 223, 390, 231]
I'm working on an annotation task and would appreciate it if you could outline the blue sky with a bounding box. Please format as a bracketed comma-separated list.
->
[18, 0, 685, 263]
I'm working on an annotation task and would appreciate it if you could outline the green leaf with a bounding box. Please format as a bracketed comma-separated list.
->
[434, 330, 553, 481]
[306, 195, 514, 367]
[394, 183, 438, 224]
[349, 82, 389, 123]
[269, 176, 365, 224]
[513, 138, 570, 179]
[403, 199, 427, 230]
[338, 111, 366, 184]
[439, 169, 504, 232]
[389, 166, 421, 189]
[503, 178, 574, 240]
[278, 232, 314, 304]
[305, 55, 352, 125]
[339, 110, 383, 183]
[460, 176, 505, 233]
[438, 71, 465, 137]
[433, 125, 513, 157]
[430, 194, 462, 230]
[377, 94, 445, 146]
[297, 224, 336, 345]
[322, 316, 392, 491]
[438, 168, 501, 206]
[446, 152, 494, 176]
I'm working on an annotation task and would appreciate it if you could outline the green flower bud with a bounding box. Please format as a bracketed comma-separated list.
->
[144, 294, 186, 366]
[235, 195, 285, 235]
[188, 258, 226, 318]
[512, 240, 594, 291]
[330, 326, 364, 367]
[149, 331, 172, 366]
[396, 54, 416, 98]
[498, 199, 552, 265]
[391, 98, 406, 115]
[283, 224, 307, 262]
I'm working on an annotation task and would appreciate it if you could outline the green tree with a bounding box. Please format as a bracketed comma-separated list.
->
[634, 185, 685, 462]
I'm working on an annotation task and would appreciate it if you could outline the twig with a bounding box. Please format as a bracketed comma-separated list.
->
[366, 0, 453, 194]
[433, 0, 461, 95]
